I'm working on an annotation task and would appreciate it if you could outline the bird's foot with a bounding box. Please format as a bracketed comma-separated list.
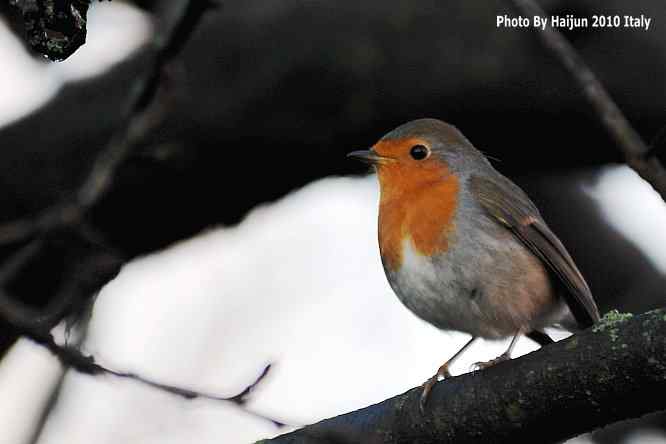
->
[419, 363, 451, 414]
[472, 352, 511, 371]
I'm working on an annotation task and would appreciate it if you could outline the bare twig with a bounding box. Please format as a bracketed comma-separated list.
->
[14, 323, 284, 427]
[0, 0, 285, 429]
[0, 0, 211, 331]
[510, 0, 666, 202]
[0, 1, 214, 246]
[0, 2, 286, 429]
[262, 309, 666, 443]
[107, 364, 284, 427]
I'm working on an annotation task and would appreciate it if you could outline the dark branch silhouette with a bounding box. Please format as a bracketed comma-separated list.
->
[19, 321, 281, 426]
[0, 2, 214, 247]
[21, 322, 283, 426]
[0, 1, 212, 330]
[0, 0, 285, 431]
[509, 0, 666, 202]
[261, 309, 666, 443]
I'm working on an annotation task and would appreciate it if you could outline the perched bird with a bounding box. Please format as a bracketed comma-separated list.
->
[348, 118, 600, 412]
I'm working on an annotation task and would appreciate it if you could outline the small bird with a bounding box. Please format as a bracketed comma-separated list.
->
[348, 118, 600, 412]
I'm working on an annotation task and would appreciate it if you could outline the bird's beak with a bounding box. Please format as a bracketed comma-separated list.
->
[346, 150, 388, 165]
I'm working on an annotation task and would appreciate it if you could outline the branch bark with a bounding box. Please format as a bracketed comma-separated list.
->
[509, 0, 666, 202]
[262, 309, 666, 444]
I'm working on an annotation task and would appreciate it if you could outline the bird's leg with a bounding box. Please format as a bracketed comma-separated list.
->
[472, 331, 521, 371]
[419, 336, 477, 413]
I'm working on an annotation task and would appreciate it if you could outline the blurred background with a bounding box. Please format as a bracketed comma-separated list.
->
[0, 0, 665, 442]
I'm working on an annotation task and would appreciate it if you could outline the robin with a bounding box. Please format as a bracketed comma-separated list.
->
[348, 118, 600, 412]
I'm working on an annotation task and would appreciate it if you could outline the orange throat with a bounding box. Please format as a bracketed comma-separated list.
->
[377, 163, 459, 271]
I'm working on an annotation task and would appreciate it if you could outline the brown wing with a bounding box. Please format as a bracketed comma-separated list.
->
[470, 174, 600, 328]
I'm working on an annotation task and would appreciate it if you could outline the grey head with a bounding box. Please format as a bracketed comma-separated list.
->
[378, 118, 493, 176]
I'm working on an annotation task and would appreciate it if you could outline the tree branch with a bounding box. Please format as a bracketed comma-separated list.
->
[0, 0, 214, 247]
[0, 0, 287, 430]
[261, 309, 666, 443]
[509, 0, 666, 202]
[13, 321, 284, 427]
[0, 0, 212, 338]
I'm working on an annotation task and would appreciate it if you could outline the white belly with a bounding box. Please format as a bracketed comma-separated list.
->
[384, 235, 565, 338]
[386, 238, 487, 335]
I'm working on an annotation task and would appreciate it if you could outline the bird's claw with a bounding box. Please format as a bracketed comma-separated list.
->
[419, 365, 451, 414]
[472, 353, 510, 371]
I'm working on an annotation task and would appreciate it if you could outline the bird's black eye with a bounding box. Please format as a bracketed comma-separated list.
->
[409, 144, 429, 160]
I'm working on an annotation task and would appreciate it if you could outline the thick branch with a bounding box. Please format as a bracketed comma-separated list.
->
[262, 309, 666, 443]
[510, 0, 666, 202]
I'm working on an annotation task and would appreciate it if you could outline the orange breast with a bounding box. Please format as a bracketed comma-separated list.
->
[377, 160, 459, 271]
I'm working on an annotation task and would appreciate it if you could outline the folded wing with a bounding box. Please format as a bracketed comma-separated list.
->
[470, 174, 600, 328]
